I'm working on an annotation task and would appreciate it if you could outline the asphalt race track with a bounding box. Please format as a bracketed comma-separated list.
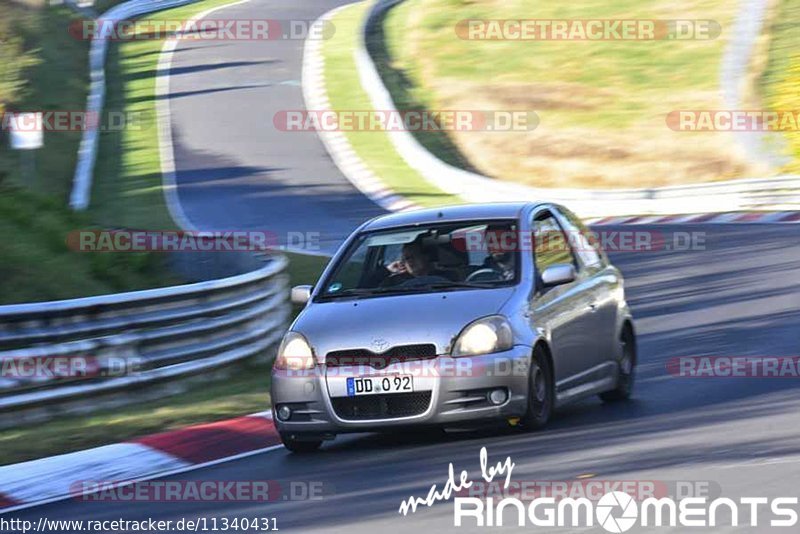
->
[12, 221, 800, 532]
[166, 0, 385, 253]
[11, 0, 800, 531]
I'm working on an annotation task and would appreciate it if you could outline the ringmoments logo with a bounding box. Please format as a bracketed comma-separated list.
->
[452, 493, 800, 530]
[397, 447, 800, 530]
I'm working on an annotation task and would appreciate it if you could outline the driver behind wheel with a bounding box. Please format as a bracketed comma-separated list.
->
[383, 238, 450, 286]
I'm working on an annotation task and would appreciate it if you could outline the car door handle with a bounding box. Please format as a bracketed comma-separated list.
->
[587, 302, 598, 312]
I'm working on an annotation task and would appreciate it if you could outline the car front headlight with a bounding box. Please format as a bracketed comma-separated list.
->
[452, 315, 514, 357]
[274, 332, 316, 370]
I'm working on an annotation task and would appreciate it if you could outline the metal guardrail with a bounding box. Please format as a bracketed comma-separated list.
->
[70, 0, 202, 210]
[357, 0, 800, 218]
[0, 254, 290, 427]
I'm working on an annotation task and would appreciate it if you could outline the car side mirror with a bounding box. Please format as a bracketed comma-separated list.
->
[291, 285, 313, 305]
[541, 264, 576, 287]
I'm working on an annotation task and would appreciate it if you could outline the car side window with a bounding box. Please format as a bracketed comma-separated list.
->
[556, 208, 604, 268]
[533, 211, 579, 274]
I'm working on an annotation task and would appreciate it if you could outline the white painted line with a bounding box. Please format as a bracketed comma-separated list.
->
[154, 0, 331, 257]
[156, 0, 254, 235]
[761, 211, 793, 223]
[629, 215, 666, 225]
[301, 3, 421, 214]
[679, 213, 713, 223]
[712, 212, 746, 223]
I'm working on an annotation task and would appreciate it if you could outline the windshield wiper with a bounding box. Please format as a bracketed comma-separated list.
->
[318, 286, 426, 299]
[423, 281, 497, 290]
[318, 281, 497, 300]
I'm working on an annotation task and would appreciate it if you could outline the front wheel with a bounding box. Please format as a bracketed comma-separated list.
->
[520, 346, 554, 430]
[279, 432, 323, 453]
[599, 326, 636, 402]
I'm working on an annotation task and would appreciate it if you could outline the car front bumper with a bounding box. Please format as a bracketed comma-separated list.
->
[270, 345, 532, 436]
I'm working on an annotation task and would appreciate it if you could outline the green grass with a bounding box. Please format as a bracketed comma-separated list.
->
[285, 251, 329, 287]
[323, 3, 459, 207]
[0, 184, 180, 304]
[378, 0, 751, 188]
[0, 2, 178, 304]
[0, 2, 91, 196]
[761, 0, 800, 174]
[0, 360, 272, 466]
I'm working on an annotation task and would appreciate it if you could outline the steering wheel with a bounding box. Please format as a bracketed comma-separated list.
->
[466, 268, 502, 282]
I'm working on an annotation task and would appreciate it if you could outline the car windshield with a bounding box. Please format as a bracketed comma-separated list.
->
[317, 219, 520, 299]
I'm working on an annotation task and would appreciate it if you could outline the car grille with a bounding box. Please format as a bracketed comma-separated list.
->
[325, 344, 437, 369]
[330, 391, 432, 420]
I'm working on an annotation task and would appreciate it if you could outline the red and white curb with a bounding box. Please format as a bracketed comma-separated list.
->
[587, 211, 800, 225]
[0, 411, 281, 514]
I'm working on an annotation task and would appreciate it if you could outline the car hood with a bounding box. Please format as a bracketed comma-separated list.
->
[293, 288, 517, 359]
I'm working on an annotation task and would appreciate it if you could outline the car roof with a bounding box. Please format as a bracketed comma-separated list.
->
[361, 202, 544, 231]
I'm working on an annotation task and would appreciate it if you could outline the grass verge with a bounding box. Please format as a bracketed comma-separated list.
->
[0, 184, 180, 304]
[0, 360, 271, 466]
[0, 0, 331, 461]
[0, 2, 177, 304]
[381, 0, 754, 188]
[761, 0, 800, 174]
[1, 2, 90, 197]
[323, 2, 459, 207]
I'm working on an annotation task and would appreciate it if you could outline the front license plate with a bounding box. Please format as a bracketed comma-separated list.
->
[346, 375, 413, 396]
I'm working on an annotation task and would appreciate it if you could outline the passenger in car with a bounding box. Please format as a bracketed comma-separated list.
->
[481, 226, 516, 280]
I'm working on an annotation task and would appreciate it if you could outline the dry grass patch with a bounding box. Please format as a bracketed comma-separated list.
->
[383, 0, 766, 188]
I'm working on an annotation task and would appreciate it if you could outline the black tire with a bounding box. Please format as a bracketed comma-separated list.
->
[521, 345, 554, 430]
[599, 325, 636, 402]
[280, 432, 323, 453]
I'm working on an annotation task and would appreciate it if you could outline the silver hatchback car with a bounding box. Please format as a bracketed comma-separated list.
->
[271, 202, 636, 452]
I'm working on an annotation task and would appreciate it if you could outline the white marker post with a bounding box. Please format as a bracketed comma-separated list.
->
[8, 112, 44, 186]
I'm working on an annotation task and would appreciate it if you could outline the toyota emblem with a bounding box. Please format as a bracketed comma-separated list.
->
[371, 338, 389, 352]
